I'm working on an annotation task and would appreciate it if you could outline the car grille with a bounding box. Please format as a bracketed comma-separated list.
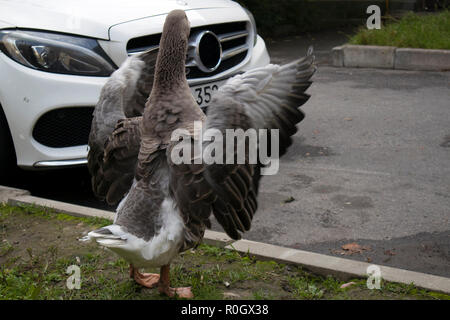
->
[126, 21, 250, 80]
[33, 107, 93, 148]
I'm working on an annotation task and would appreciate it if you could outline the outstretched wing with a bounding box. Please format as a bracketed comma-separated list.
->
[97, 117, 142, 205]
[88, 48, 158, 205]
[121, 49, 158, 118]
[168, 49, 316, 241]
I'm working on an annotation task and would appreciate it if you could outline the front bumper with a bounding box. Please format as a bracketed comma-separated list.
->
[0, 35, 270, 169]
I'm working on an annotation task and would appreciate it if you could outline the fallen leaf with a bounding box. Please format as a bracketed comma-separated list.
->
[340, 282, 356, 289]
[344, 117, 353, 121]
[341, 242, 360, 251]
[282, 196, 295, 204]
[340, 242, 371, 255]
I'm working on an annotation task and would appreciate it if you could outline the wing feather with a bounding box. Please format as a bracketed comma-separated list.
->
[202, 48, 316, 239]
[168, 49, 315, 240]
[88, 49, 158, 205]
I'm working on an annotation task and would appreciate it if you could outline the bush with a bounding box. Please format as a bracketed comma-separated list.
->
[348, 10, 450, 49]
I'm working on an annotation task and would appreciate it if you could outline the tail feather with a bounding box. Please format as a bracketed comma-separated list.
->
[79, 226, 127, 247]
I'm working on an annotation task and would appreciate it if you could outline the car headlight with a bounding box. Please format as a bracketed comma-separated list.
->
[243, 8, 258, 46]
[0, 30, 116, 76]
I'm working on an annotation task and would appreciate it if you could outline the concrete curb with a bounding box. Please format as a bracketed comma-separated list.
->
[3, 187, 450, 294]
[332, 45, 450, 71]
[8, 195, 115, 221]
[226, 240, 450, 294]
[0, 185, 30, 203]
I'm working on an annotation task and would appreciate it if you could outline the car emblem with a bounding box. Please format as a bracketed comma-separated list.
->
[189, 30, 222, 73]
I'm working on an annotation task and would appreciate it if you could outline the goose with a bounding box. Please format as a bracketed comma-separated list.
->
[83, 9, 316, 298]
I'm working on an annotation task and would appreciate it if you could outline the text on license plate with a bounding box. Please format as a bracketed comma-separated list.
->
[190, 81, 225, 109]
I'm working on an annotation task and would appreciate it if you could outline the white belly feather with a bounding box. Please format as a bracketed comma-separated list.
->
[88, 196, 185, 268]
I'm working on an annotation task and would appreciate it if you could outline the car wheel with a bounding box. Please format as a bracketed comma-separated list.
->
[0, 105, 17, 183]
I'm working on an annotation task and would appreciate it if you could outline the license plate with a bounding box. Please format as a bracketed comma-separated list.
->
[190, 80, 226, 110]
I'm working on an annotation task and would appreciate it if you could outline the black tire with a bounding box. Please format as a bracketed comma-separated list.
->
[0, 105, 17, 184]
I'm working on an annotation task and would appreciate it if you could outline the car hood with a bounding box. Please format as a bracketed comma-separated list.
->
[0, 0, 235, 39]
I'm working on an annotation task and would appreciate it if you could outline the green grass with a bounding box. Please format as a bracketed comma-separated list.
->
[0, 202, 111, 227]
[348, 11, 450, 50]
[1, 203, 449, 300]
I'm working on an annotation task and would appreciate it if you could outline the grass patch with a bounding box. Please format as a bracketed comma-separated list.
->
[0, 203, 449, 300]
[0, 203, 111, 227]
[348, 11, 450, 49]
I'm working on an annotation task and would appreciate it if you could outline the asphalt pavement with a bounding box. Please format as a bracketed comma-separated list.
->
[4, 30, 450, 277]
[233, 64, 450, 278]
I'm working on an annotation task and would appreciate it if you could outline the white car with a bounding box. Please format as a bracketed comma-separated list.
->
[0, 0, 270, 181]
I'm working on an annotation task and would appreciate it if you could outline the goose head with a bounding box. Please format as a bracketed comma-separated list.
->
[162, 9, 190, 43]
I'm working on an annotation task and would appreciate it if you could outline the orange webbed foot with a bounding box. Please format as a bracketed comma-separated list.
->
[129, 265, 160, 288]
